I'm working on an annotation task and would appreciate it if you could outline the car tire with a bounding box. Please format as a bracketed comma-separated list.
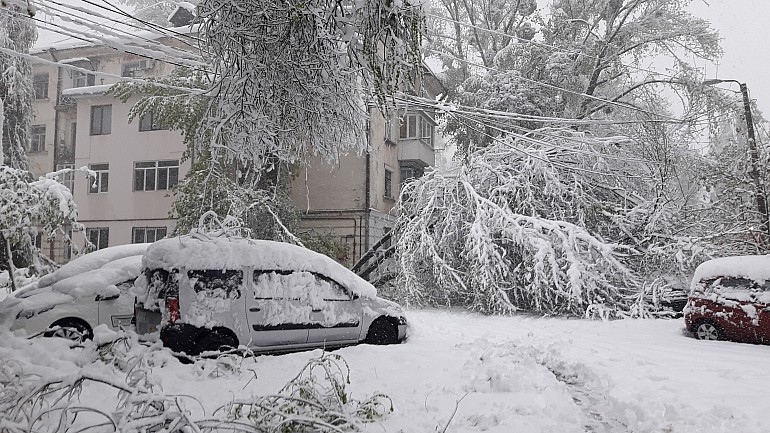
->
[365, 317, 398, 345]
[693, 320, 722, 341]
[45, 319, 93, 343]
[195, 328, 238, 356]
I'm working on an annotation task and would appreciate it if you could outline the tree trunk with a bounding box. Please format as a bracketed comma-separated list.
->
[1, 233, 17, 292]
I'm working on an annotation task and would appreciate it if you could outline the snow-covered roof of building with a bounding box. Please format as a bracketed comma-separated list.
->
[61, 84, 112, 97]
[143, 235, 377, 298]
[691, 255, 770, 287]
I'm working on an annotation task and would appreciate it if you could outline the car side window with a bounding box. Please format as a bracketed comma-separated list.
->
[252, 270, 351, 302]
[187, 269, 242, 300]
[709, 277, 753, 291]
[314, 274, 352, 301]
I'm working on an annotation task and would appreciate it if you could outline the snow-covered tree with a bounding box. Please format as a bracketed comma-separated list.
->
[440, 0, 721, 153]
[0, 3, 36, 169]
[114, 0, 178, 27]
[394, 127, 722, 317]
[0, 167, 81, 290]
[196, 0, 426, 180]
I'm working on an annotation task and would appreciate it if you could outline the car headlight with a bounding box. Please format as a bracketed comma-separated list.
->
[16, 305, 55, 320]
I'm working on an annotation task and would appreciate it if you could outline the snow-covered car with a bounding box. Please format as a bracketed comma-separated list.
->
[133, 234, 407, 356]
[0, 244, 150, 341]
[684, 255, 770, 344]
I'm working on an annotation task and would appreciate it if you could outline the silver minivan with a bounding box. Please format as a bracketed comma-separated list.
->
[133, 234, 407, 355]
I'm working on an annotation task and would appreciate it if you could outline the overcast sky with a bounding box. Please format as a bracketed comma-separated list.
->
[687, 0, 770, 116]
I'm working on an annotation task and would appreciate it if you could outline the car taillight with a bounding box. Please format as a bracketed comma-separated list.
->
[167, 297, 180, 323]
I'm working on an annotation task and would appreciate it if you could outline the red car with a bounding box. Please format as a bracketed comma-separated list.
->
[684, 255, 770, 344]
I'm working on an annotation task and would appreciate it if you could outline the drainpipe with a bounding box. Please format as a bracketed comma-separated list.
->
[364, 116, 371, 258]
[49, 48, 62, 261]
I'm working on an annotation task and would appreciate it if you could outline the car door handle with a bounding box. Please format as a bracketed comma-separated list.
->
[249, 307, 261, 312]
[311, 309, 322, 312]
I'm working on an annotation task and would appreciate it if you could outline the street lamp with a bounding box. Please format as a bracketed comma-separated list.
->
[703, 78, 770, 246]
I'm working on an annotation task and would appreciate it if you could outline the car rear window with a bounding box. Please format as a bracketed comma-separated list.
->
[145, 268, 179, 300]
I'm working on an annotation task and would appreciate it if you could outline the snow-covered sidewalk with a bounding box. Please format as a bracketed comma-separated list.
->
[3, 309, 768, 432]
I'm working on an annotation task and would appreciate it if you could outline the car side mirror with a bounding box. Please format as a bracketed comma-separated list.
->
[95, 294, 120, 302]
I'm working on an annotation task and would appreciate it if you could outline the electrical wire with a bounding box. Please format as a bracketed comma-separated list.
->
[37, 0, 206, 60]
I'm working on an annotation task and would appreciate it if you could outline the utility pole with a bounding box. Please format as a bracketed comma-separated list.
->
[704, 78, 770, 247]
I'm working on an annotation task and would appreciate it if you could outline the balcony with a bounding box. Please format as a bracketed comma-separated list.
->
[398, 137, 435, 168]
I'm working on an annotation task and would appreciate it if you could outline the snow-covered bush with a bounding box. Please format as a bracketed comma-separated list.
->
[0, 330, 392, 432]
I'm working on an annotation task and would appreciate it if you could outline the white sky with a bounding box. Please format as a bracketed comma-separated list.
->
[687, 0, 770, 117]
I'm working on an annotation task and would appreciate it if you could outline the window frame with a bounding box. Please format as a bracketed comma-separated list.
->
[90, 105, 112, 136]
[132, 226, 168, 243]
[133, 160, 180, 192]
[138, 112, 168, 132]
[86, 227, 109, 250]
[33, 73, 49, 99]
[29, 124, 46, 153]
[384, 168, 393, 199]
[88, 163, 109, 194]
[56, 163, 75, 193]
[72, 70, 95, 88]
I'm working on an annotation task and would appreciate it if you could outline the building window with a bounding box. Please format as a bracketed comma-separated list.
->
[33, 73, 49, 99]
[400, 166, 424, 188]
[121, 60, 154, 78]
[132, 226, 167, 243]
[90, 105, 112, 135]
[400, 114, 418, 139]
[30, 125, 46, 153]
[384, 169, 393, 199]
[134, 160, 180, 191]
[139, 112, 168, 131]
[63, 226, 72, 260]
[56, 163, 75, 193]
[400, 113, 434, 146]
[89, 163, 109, 193]
[72, 70, 95, 88]
[421, 118, 434, 146]
[86, 227, 109, 250]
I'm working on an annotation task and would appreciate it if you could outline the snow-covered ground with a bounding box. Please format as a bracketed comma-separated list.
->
[2, 309, 768, 432]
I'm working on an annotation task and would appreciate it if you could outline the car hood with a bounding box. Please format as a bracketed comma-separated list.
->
[360, 296, 405, 319]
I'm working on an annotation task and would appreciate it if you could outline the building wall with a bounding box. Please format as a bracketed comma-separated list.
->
[70, 92, 187, 249]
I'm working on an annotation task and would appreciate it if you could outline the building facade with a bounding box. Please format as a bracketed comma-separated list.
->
[28, 31, 443, 266]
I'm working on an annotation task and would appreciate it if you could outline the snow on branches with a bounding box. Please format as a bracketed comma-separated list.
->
[196, 0, 426, 177]
[396, 128, 647, 317]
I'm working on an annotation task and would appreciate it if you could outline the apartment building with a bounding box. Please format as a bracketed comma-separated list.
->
[29, 32, 190, 262]
[28, 21, 444, 266]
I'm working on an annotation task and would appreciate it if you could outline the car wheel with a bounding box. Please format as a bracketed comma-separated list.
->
[195, 328, 238, 356]
[694, 321, 722, 341]
[46, 319, 93, 343]
[365, 318, 398, 345]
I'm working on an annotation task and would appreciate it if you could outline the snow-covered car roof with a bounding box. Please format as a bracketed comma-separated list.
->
[691, 255, 770, 289]
[142, 235, 377, 298]
[35, 243, 151, 290]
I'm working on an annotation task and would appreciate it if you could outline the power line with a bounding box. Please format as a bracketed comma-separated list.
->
[32, 6, 205, 70]
[0, 43, 204, 95]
